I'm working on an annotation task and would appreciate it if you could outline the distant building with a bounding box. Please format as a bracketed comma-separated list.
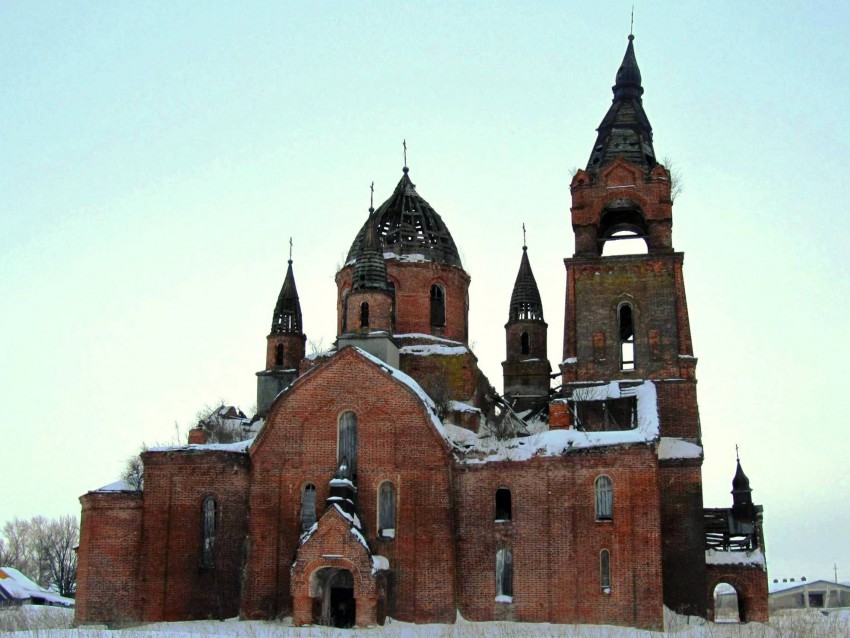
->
[75, 34, 769, 630]
[0, 567, 74, 608]
[770, 580, 850, 611]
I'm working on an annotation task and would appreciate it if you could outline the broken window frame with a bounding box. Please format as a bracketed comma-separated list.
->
[301, 483, 317, 532]
[337, 411, 358, 479]
[617, 302, 635, 371]
[201, 496, 217, 569]
[595, 475, 613, 521]
[496, 548, 513, 600]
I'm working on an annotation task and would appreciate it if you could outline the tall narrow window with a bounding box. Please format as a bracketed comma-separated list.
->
[495, 487, 512, 521]
[430, 284, 446, 327]
[338, 411, 358, 478]
[378, 481, 396, 538]
[600, 549, 611, 591]
[301, 483, 317, 532]
[520, 332, 530, 355]
[341, 290, 350, 333]
[201, 497, 217, 568]
[275, 343, 285, 366]
[360, 302, 369, 328]
[595, 475, 613, 521]
[387, 281, 397, 328]
[618, 303, 635, 371]
[496, 549, 513, 600]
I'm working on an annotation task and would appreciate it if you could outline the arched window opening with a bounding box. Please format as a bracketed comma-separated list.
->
[595, 475, 613, 521]
[378, 481, 396, 539]
[301, 483, 317, 532]
[713, 583, 742, 623]
[430, 284, 446, 327]
[275, 343, 285, 366]
[600, 549, 611, 592]
[495, 487, 512, 522]
[496, 549, 513, 601]
[599, 204, 649, 256]
[201, 497, 217, 568]
[520, 332, 530, 355]
[360, 302, 369, 328]
[618, 304, 635, 371]
[338, 411, 358, 479]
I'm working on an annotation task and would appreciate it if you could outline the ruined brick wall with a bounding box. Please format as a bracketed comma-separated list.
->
[453, 447, 664, 630]
[336, 261, 470, 343]
[138, 450, 249, 622]
[706, 564, 769, 623]
[243, 348, 457, 623]
[400, 350, 491, 415]
[75, 492, 142, 625]
[659, 460, 708, 616]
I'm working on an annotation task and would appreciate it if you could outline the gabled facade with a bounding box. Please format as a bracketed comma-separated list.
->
[75, 34, 768, 630]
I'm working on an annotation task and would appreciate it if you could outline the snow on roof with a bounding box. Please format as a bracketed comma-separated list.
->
[448, 381, 659, 464]
[705, 548, 766, 568]
[147, 438, 254, 454]
[93, 479, 137, 493]
[0, 567, 74, 607]
[372, 555, 389, 574]
[394, 333, 463, 345]
[562, 356, 578, 365]
[384, 251, 427, 263]
[399, 344, 469, 356]
[657, 437, 703, 460]
[449, 400, 481, 414]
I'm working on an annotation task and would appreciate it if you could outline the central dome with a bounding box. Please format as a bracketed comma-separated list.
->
[346, 168, 462, 268]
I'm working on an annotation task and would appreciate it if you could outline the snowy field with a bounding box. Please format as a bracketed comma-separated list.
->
[2, 607, 850, 638]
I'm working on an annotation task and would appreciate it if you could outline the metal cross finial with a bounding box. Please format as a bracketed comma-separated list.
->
[522, 223, 527, 248]
[735, 444, 740, 461]
[630, 6, 634, 36]
[403, 139, 408, 167]
[370, 181, 375, 211]
[289, 237, 293, 261]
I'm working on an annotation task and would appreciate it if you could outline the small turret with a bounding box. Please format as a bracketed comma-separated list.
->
[256, 249, 307, 417]
[502, 237, 550, 411]
[731, 457, 755, 522]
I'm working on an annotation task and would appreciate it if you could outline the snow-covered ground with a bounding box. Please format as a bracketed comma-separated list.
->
[2, 607, 850, 638]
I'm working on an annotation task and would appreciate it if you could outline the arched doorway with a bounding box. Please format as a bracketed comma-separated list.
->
[310, 567, 356, 628]
[713, 582, 742, 623]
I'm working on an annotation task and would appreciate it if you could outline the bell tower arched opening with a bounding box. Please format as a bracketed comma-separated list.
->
[599, 202, 649, 256]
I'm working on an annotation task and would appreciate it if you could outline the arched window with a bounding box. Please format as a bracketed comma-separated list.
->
[275, 343, 285, 366]
[600, 549, 611, 591]
[520, 331, 530, 355]
[201, 496, 217, 568]
[496, 549, 513, 600]
[301, 483, 317, 532]
[618, 303, 635, 371]
[378, 481, 396, 538]
[495, 487, 512, 521]
[430, 284, 446, 327]
[338, 411, 358, 478]
[595, 475, 613, 521]
[360, 302, 369, 328]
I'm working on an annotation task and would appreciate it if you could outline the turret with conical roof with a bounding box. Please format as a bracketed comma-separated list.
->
[257, 252, 307, 417]
[503, 239, 550, 411]
[731, 458, 755, 521]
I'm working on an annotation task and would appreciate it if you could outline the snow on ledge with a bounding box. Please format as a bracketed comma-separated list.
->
[147, 438, 254, 454]
[705, 549, 766, 568]
[658, 437, 703, 460]
[93, 479, 137, 493]
[372, 555, 389, 573]
[393, 333, 462, 344]
[450, 400, 481, 414]
[495, 595, 513, 603]
[399, 344, 468, 356]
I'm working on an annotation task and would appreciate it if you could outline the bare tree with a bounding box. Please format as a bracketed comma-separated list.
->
[121, 452, 145, 491]
[0, 515, 78, 597]
[662, 155, 684, 203]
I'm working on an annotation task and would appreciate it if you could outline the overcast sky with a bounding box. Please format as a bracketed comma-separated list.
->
[2, 2, 848, 583]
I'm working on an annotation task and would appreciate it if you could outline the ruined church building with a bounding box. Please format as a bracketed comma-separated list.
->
[76, 35, 769, 630]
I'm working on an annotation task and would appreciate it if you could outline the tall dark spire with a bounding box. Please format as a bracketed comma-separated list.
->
[586, 34, 656, 173]
[352, 207, 389, 291]
[508, 243, 544, 323]
[731, 456, 755, 521]
[270, 257, 303, 334]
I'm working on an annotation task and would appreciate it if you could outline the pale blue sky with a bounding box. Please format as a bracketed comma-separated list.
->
[2, 2, 848, 582]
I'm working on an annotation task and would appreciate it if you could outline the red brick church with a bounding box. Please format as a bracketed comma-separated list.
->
[75, 36, 769, 630]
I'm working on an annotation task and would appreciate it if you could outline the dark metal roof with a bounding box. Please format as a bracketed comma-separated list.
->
[586, 35, 657, 174]
[270, 260, 303, 335]
[346, 168, 462, 268]
[508, 246, 544, 322]
[732, 459, 752, 492]
[352, 209, 389, 290]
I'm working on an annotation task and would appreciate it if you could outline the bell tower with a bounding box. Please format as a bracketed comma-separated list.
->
[256, 249, 306, 417]
[561, 35, 706, 616]
[502, 239, 550, 411]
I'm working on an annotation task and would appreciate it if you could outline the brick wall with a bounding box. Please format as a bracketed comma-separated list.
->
[454, 447, 664, 630]
[706, 564, 769, 623]
[138, 450, 250, 621]
[75, 491, 143, 625]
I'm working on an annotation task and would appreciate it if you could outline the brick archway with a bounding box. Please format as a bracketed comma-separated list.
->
[705, 566, 769, 623]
